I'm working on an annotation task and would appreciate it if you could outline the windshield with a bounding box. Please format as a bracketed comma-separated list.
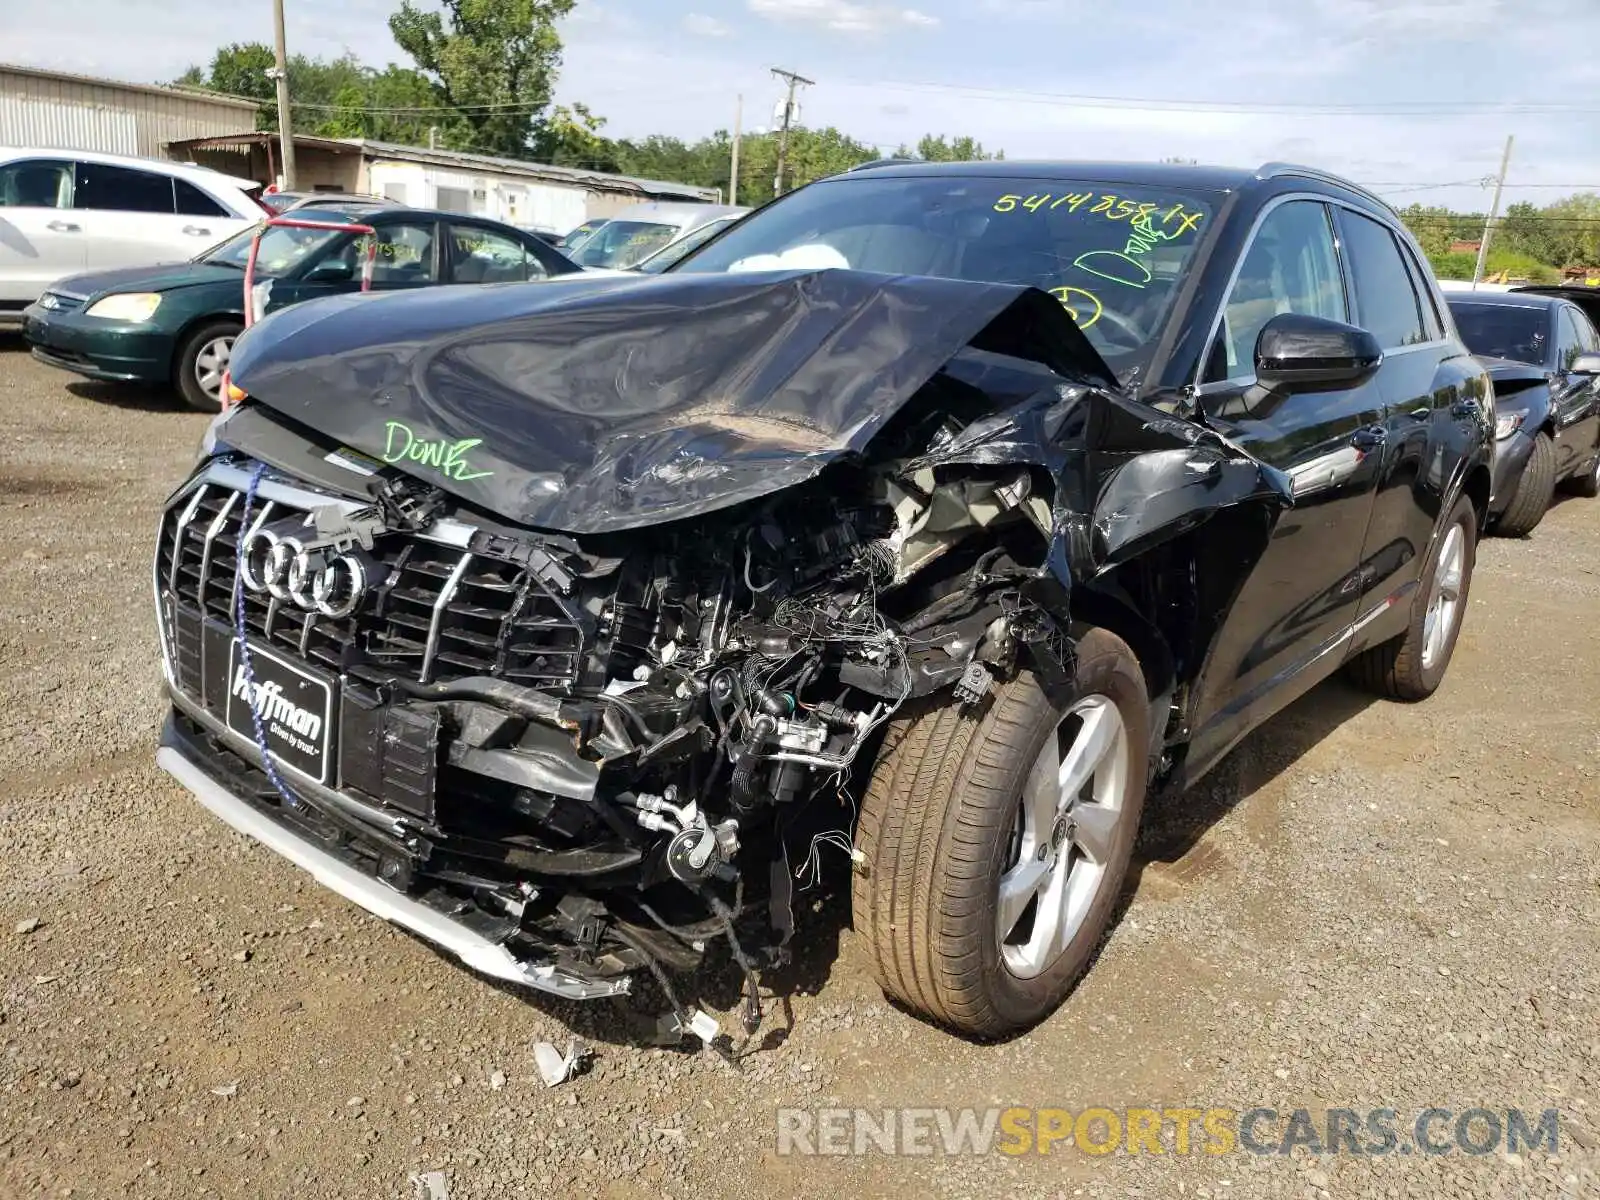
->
[202, 217, 358, 277]
[575, 220, 681, 269]
[636, 218, 738, 274]
[560, 219, 608, 252]
[673, 175, 1216, 373]
[1449, 302, 1550, 366]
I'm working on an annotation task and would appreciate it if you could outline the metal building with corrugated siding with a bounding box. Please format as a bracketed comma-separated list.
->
[0, 63, 259, 158]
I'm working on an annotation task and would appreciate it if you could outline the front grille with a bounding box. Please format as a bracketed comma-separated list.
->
[38, 292, 85, 314]
[156, 476, 588, 691]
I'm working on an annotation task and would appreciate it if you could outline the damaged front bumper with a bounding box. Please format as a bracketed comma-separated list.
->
[157, 706, 633, 1001]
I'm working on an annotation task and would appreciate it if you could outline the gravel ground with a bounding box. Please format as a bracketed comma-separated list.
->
[1, 336, 1596, 1199]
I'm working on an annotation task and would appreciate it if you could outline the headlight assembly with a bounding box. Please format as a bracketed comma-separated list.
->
[84, 293, 162, 322]
[1494, 412, 1526, 440]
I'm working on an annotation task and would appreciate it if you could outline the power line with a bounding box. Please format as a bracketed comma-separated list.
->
[827, 76, 1600, 117]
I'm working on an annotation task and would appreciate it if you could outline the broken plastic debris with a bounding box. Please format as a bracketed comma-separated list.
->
[533, 1038, 587, 1087]
[409, 1171, 449, 1200]
[210, 1080, 240, 1098]
[686, 1009, 721, 1045]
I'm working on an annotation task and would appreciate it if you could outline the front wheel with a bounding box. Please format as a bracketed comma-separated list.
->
[852, 629, 1149, 1037]
[1346, 492, 1476, 701]
[1564, 446, 1600, 499]
[1494, 431, 1555, 537]
[174, 320, 242, 414]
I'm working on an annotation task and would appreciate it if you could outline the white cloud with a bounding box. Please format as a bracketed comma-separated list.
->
[747, 0, 940, 34]
[977, 0, 1080, 17]
[683, 12, 733, 36]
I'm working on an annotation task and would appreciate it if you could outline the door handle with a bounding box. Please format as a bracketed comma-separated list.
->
[46, 220, 80, 233]
[182, 225, 212, 237]
[1350, 425, 1387, 449]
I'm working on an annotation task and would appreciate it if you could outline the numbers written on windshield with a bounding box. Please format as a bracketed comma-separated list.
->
[992, 192, 1205, 237]
[984, 189, 1209, 341]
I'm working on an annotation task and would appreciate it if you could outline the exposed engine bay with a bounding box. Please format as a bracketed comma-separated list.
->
[157, 269, 1292, 1041]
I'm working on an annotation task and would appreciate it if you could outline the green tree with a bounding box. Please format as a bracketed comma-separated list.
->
[911, 134, 1002, 162]
[542, 103, 618, 171]
[175, 45, 443, 143]
[1398, 203, 1459, 260]
[390, 0, 573, 158]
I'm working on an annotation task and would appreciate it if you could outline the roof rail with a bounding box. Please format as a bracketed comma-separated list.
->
[1256, 162, 1395, 213]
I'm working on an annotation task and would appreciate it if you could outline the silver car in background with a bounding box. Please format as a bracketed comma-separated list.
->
[0, 148, 264, 323]
[567, 203, 749, 270]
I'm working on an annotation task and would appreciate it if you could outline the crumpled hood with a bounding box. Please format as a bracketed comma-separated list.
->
[227, 268, 1120, 534]
[1476, 354, 1548, 385]
[1475, 355, 1551, 404]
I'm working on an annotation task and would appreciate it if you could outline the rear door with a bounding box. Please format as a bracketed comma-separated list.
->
[0, 158, 84, 304]
[73, 161, 188, 270]
[1334, 208, 1475, 651]
[1188, 197, 1385, 764]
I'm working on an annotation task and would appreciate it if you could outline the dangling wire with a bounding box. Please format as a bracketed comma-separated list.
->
[233, 462, 301, 811]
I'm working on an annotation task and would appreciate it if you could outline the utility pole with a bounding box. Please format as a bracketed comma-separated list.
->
[770, 67, 812, 197]
[729, 94, 742, 206]
[268, 0, 297, 190]
[1472, 134, 1514, 290]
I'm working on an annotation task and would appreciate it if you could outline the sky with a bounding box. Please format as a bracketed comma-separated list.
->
[5, 0, 1600, 212]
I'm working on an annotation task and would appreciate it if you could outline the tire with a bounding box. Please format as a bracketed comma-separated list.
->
[1345, 492, 1476, 702]
[1494, 431, 1556, 537]
[852, 628, 1149, 1037]
[174, 320, 242, 414]
[1562, 445, 1600, 499]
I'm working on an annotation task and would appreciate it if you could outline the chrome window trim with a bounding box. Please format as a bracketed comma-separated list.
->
[1193, 191, 1450, 394]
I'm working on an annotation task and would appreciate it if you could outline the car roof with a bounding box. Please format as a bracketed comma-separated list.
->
[608, 202, 749, 224]
[0, 146, 259, 192]
[293, 206, 567, 237]
[1445, 290, 1560, 309]
[833, 158, 1391, 208]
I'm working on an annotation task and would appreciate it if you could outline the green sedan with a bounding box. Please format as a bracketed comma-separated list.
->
[22, 204, 582, 411]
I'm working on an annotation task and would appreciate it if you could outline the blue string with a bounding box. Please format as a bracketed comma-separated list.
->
[234, 462, 300, 810]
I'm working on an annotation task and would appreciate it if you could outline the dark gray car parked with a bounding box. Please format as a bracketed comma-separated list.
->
[1447, 289, 1600, 535]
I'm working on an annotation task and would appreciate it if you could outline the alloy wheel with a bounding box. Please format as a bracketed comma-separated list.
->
[1421, 522, 1465, 671]
[193, 335, 235, 401]
[997, 694, 1130, 979]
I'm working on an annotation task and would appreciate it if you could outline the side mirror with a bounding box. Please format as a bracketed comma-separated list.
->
[1568, 351, 1600, 377]
[1255, 312, 1383, 394]
[304, 260, 355, 284]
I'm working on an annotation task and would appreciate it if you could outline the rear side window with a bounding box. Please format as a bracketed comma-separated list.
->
[1398, 241, 1443, 340]
[1341, 212, 1426, 349]
[448, 224, 547, 283]
[1558, 307, 1588, 371]
[0, 159, 74, 208]
[1570, 304, 1599, 352]
[75, 163, 176, 214]
[174, 179, 229, 218]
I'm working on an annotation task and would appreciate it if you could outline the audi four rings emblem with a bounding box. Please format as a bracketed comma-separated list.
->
[240, 528, 367, 618]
